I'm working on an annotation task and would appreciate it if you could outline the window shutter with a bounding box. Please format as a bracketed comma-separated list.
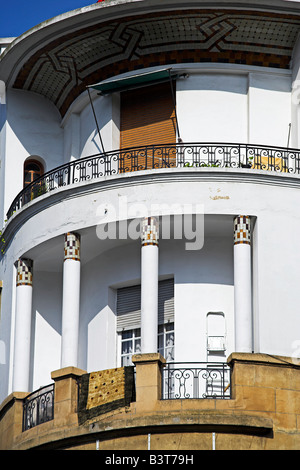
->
[120, 82, 176, 171]
[116, 284, 141, 332]
[116, 279, 174, 331]
[158, 279, 174, 325]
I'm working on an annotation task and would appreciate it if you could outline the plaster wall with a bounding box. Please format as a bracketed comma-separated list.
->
[31, 271, 62, 391]
[0, 66, 299, 402]
[176, 72, 248, 143]
[1, 67, 293, 225]
[0, 258, 15, 403]
[171, 237, 234, 363]
[1, 169, 300, 400]
[291, 36, 300, 149]
[79, 242, 141, 373]
[175, 69, 291, 147]
[78, 235, 234, 375]
[79, 93, 120, 158]
[248, 73, 292, 147]
[3, 89, 63, 221]
[0, 100, 6, 228]
[66, 67, 293, 165]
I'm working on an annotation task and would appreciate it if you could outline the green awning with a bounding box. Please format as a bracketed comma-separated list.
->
[88, 68, 178, 95]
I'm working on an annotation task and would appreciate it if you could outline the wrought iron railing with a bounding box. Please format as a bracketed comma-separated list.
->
[7, 142, 300, 220]
[162, 362, 231, 400]
[23, 384, 54, 431]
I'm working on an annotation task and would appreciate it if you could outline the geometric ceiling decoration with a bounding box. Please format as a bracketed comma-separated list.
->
[13, 9, 300, 116]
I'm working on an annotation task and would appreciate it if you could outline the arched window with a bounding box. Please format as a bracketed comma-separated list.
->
[24, 159, 44, 187]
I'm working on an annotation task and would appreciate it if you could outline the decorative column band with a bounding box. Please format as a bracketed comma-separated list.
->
[15, 258, 33, 287]
[64, 232, 81, 261]
[141, 217, 159, 247]
[234, 216, 251, 245]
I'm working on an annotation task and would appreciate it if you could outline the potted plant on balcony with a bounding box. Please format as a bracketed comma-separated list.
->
[239, 155, 253, 168]
[184, 161, 221, 168]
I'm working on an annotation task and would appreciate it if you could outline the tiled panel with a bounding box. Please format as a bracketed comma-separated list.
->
[64, 232, 81, 262]
[16, 258, 33, 287]
[234, 215, 251, 246]
[141, 217, 159, 247]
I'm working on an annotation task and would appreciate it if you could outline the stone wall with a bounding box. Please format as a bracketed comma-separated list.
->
[1, 353, 300, 450]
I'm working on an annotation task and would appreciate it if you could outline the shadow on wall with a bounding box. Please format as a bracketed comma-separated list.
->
[6, 89, 64, 169]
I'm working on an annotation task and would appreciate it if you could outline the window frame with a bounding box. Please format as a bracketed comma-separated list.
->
[120, 328, 141, 367]
[23, 159, 44, 187]
[118, 322, 175, 367]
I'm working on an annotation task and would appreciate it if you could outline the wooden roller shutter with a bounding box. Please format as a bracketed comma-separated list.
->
[120, 82, 176, 172]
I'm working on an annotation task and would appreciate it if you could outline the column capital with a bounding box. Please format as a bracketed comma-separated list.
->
[15, 258, 33, 287]
[141, 216, 159, 247]
[64, 232, 81, 262]
[234, 215, 251, 246]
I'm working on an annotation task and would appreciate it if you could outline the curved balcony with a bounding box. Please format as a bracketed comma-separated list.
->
[6, 142, 300, 220]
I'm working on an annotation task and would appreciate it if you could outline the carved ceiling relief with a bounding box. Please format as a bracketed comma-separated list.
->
[13, 10, 300, 116]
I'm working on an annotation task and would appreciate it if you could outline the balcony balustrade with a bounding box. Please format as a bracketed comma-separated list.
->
[23, 384, 54, 431]
[7, 142, 300, 220]
[21, 361, 230, 432]
[162, 362, 231, 400]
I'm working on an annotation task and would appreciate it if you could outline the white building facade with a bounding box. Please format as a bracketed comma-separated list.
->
[1, 0, 300, 403]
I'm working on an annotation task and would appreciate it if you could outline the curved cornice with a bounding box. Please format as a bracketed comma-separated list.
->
[1, 0, 300, 116]
[2, 167, 300, 256]
[15, 411, 272, 450]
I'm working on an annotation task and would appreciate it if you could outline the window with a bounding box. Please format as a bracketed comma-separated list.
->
[116, 279, 174, 365]
[24, 159, 44, 187]
[158, 322, 175, 363]
[23, 158, 45, 203]
[120, 324, 174, 366]
[206, 312, 226, 362]
[120, 328, 141, 367]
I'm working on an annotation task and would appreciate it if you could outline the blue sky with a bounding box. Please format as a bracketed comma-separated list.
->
[1, 1, 99, 38]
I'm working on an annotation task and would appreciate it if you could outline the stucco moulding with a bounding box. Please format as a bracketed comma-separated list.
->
[1, 166, 300, 259]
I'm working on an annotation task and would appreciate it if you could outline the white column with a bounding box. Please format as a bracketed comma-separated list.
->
[61, 232, 81, 368]
[234, 216, 252, 352]
[13, 258, 33, 392]
[141, 217, 159, 354]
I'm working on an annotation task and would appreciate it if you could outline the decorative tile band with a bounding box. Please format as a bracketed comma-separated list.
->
[234, 215, 251, 245]
[141, 217, 159, 247]
[15, 258, 33, 287]
[64, 232, 81, 261]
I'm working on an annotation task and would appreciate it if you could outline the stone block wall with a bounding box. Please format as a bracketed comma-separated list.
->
[1, 353, 300, 450]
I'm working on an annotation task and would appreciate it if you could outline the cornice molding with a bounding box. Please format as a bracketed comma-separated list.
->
[2, 167, 300, 254]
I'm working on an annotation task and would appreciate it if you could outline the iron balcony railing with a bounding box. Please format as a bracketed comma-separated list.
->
[7, 142, 300, 220]
[23, 384, 54, 431]
[162, 362, 231, 400]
